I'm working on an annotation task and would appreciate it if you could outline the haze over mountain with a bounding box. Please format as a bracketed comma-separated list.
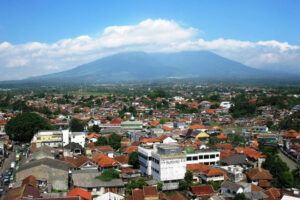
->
[28, 50, 295, 83]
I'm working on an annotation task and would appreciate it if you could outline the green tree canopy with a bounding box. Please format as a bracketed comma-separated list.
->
[91, 125, 100, 133]
[233, 193, 249, 200]
[128, 151, 139, 169]
[94, 136, 108, 146]
[108, 133, 122, 150]
[95, 168, 119, 181]
[5, 112, 53, 142]
[69, 118, 84, 132]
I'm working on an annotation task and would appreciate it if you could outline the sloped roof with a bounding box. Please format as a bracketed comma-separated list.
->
[248, 168, 273, 181]
[67, 188, 92, 200]
[190, 185, 215, 196]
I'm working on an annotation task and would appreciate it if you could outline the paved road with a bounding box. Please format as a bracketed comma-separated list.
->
[278, 150, 299, 172]
[0, 152, 15, 174]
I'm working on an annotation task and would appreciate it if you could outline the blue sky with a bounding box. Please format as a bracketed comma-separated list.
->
[1, 0, 299, 45]
[0, 0, 300, 80]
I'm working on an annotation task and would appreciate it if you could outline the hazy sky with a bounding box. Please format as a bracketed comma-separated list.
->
[0, 0, 300, 80]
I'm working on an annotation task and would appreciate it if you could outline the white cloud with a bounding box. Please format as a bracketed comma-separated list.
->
[0, 18, 300, 80]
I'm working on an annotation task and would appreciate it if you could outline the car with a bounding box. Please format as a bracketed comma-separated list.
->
[0, 186, 4, 192]
[0, 173, 3, 178]
[7, 171, 12, 176]
[4, 179, 9, 185]
[8, 183, 13, 189]
[10, 175, 14, 181]
[4, 175, 10, 179]
[16, 165, 20, 170]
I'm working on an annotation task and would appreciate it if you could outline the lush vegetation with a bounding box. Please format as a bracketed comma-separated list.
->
[128, 152, 139, 169]
[230, 94, 256, 118]
[95, 168, 119, 181]
[69, 118, 85, 132]
[179, 171, 193, 190]
[94, 136, 108, 146]
[126, 178, 147, 193]
[108, 133, 122, 150]
[259, 144, 295, 188]
[5, 112, 53, 142]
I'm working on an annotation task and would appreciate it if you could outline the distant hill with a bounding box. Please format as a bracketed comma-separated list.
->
[28, 51, 298, 83]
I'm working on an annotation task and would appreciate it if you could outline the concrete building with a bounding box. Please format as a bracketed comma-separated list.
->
[70, 132, 86, 147]
[139, 144, 186, 190]
[16, 158, 69, 191]
[220, 165, 244, 182]
[184, 146, 220, 165]
[31, 131, 63, 148]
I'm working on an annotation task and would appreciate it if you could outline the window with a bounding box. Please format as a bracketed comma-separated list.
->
[210, 155, 215, 158]
[216, 154, 219, 157]
[204, 155, 209, 159]
[187, 157, 192, 161]
[193, 156, 198, 160]
[199, 155, 203, 159]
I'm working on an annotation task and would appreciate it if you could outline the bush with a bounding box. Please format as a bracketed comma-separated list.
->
[95, 169, 119, 181]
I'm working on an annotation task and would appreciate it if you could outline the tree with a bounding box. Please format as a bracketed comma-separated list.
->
[159, 118, 168, 124]
[69, 118, 84, 132]
[94, 136, 108, 146]
[108, 133, 122, 150]
[266, 120, 274, 129]
[178, 180, 188, 191]
[157, 182, 163, 191]
[184, 171, 193, 185]
[95, 168, 119, 181]
[279, 171, 294, 188]
[128, 152, 139, 169]
[233, 193, 249, 200]
[126, 178, 147, 193]
[5, 112, 53, 142]
[91, 125, 100, 133]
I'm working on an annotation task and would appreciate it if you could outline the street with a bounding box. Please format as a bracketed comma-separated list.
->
[278, 149, 299, 172]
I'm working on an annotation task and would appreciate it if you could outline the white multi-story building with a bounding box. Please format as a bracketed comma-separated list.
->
[139, 144, 186, 190]
[70, 132, 86, 147]
[220, 165, 244, 182]
[184, 146, 220, 165]
[31, 131, 63, 148]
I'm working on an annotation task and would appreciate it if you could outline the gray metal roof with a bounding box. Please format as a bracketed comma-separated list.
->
[72, 171, 124, 188]
[19, 158, 69, 172]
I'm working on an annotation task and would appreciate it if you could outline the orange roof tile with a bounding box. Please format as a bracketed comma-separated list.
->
[67, 188, 92, 200]
[140, 138, 160, 143]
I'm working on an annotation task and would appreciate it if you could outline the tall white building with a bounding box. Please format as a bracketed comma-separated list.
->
[139, 144, 186, 190]
[185, 147, 220, 166]
[70, 132, 86, 147]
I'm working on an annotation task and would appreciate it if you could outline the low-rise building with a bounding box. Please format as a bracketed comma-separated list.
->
[139, 144, 186, 190]
[31, 131, 63, 148]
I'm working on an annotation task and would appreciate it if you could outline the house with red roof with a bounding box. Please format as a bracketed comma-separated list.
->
[126, 186, 159, 200]
[92, 154, 120, 172]
[67, 188, 92, 200]
[188, 185, 215, 199]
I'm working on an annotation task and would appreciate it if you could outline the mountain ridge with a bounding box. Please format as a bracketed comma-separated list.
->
[27, 51, 298, 83]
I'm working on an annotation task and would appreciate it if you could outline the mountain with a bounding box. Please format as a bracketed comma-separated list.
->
[28, 51, 297, 83]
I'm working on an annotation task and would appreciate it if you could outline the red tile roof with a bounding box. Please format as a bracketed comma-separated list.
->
[190, 185, 215, 196]
[248, 168, 273, 181]
[67, 188, 92, 200]
[140, 138, 160, 143]
[92, 154, 120, 168]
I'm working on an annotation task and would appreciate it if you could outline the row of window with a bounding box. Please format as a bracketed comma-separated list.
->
[186, 154, 219, 161]
[151, 167, 159, 174]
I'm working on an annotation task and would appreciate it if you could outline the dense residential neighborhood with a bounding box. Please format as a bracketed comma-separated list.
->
[0, 85, 299, 200]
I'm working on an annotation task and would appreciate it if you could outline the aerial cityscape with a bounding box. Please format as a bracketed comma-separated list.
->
[0, 1, 300, 200]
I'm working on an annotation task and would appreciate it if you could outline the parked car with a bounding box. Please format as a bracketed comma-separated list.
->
[0, 173, 3, 178]
[0, 186, 4, 192]
[8, 183, 14, 189]
[10, 175, 14, 181]
[4, 179, 9, 185]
